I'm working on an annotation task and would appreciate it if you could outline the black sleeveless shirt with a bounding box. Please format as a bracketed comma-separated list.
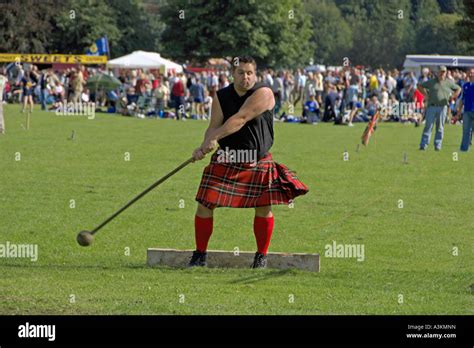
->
[216, 82, 274, 160]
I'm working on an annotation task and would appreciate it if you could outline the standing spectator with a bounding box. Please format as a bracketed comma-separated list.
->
[39, 69, 49, 110]
[386, 71, 397, 95]
[200, 71, 208, 88]
[208, 72, 219, 98]
[129, 70, 138, 89]
[419, 68, 430, 84]
[0, 68, 7, 134]
[380, 86, 389, 109]
[21, 69, 38, 113]
[302, 72, 316, 108]
[171, 73, 186, 120]
[135, 73, 149, 96]
[272, 71, 284, 116]
[314, 70, 324, 105]
[417, 66, 461, 151]
[264, 68, 274, 88]
[202, 89, 213, 121]
[325, 70, 337, 86]
[403, 72, 417, 91]
[346, 69, 360, 126]
[293, 69, 306, 105]
[218, 73, 229, 90]
[190, 77, 205, 119]
[369, 72, 379, 96]
[39, 68, 57, 111]
[360, 69, 367, 104]
[154, 77, 169, 117]
[283, 71, 294, 104]
[71, 68, 85, 103]
[413, 84, 425, 126]
[377, 69, 386, 94]
[458, 68, 474, 152]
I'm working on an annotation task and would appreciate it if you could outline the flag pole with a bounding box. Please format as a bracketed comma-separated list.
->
[105, 34, 110, 60]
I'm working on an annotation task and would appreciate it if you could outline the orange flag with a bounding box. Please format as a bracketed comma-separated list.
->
[361, 111, 380, 146]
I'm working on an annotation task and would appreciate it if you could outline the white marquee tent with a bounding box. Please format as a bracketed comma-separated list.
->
[403, 54, 474, 72]
[107, 50, 183, 73]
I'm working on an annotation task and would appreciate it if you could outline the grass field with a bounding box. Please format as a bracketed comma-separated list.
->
[0, 104, 472, 315]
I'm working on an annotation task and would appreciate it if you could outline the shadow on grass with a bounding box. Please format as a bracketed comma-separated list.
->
[0, 261, 146, 271]
[227, 269, 296, 284]
[1, 262, 305, 281]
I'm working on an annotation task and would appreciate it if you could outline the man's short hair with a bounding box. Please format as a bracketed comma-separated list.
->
[232, 56, 257, 71]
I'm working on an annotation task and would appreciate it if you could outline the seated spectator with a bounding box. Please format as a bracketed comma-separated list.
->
[82, 88, 90, 103]
[126, 87, 138, 105]
[387, 93, 400, 121]
[323, 84, 340, 122]
[304, 94, 320, 124]
[363, 96, 380, 120]
[106, 89, 119, 112]
[121, 87, 139, 116]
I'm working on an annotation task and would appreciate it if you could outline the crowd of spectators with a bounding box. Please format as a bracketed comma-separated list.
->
[1, 62, 469, 127]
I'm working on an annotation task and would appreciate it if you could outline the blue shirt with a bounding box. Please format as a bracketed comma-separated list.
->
[304, 100, 319, 113]
[461, 82, 474, 112]
[190, 83, 204, 99]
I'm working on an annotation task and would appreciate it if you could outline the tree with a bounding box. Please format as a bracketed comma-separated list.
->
[304, 0, 353, 66]
[106, 0, 165, 57]
[411, 0, 441, 26]
[335, 0, 412, 68]
[456, 0, 474, 53]
[159, 0, 312, 68]
[0, 0, 65, 53]
[53, 0, 121, 54]
[417, 13, 469, 54]
[436, 0, 465, 14]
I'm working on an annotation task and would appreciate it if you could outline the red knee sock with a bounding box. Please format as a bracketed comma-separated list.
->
[195, 215, 213, 252]
[253, 216, 274, 255]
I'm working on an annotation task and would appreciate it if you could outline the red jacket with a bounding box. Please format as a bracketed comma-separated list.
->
[172, 80, 184, 97]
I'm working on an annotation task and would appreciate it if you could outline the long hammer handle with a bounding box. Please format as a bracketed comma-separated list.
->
[91, 157, 194, 235]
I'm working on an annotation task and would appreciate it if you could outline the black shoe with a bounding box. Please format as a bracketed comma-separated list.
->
[419, 146, 426, 151]
[187, 250, 208, 267]
[435, 147, 441, 151]
[251, 252, 267, 269]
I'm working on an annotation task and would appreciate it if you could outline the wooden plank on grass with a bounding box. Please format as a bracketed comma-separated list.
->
[147, 248, 320, 272]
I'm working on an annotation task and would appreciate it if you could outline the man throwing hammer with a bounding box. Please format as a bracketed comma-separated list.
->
[190, 56, 309, 269]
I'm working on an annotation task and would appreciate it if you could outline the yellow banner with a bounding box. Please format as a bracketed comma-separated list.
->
[0, 53, 107, 64]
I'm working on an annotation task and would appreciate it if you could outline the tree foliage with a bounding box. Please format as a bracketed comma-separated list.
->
[0, 0, 472, 68]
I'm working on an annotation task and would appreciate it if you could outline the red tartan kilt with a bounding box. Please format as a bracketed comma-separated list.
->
[195, 151, 309, 209]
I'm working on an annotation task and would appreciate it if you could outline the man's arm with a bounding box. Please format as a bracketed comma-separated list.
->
[203, 94, 224, 140]
[456, 87, 464, 116]
[206, 87, 275, 143]
[451, 83, 461, 100]
[456, 99, 463, 117]
[192, 94, 224, 161]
